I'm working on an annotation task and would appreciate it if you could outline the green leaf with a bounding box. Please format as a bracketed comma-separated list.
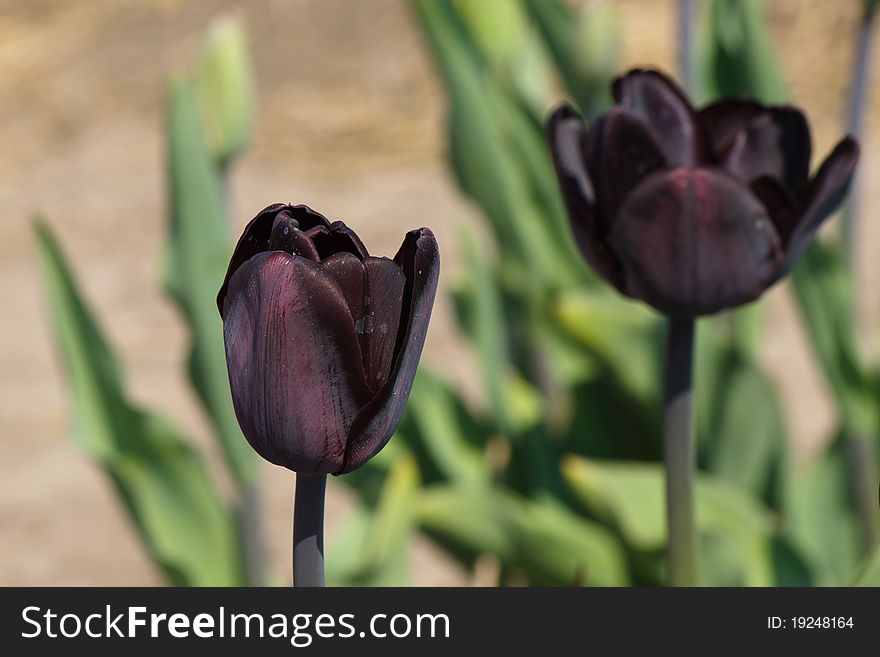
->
[552, 291, 662, 460]
[699, 339, 788, 510]
[164, 77, 257, 485]
[459, 230, 516, 434]
[328, 455, 420, 586]
[509, 500, 628, 586]
[524, 0, 619, 117]
[412, 0, 584, 288]
[771, 536, 816, 586]
[418, 485, 517, 564]
[784, 436, 862, 585]
[398, 369, 490, 485]
[453, 0, 554, 113]
[850, 539, 880, 586]
[417, 484, 627, 585]
[35, 221, 242, 586]
[553, 290, 663, 408]
[700, 0, 787, 104]
[195, 16, 254, 168]
[562, 456, 775, 585]
[791, 242, 877, 437]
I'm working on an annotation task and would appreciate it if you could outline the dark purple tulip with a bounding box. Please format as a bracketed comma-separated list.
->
[217, 204, 439, 474]
[547, 68, 859, 316]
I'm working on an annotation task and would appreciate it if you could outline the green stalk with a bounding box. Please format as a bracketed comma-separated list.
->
[677, 0, 696, 95]
[293, 473, 327, 587]
[663, 315, 698, 586]
[842, 2, 878, 551]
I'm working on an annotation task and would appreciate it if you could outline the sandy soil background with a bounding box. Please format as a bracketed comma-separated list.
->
[1, 0, 878, 585]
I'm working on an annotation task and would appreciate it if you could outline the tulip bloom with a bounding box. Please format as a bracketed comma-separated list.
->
[547, 69, 858, 587]
[547, 69, 859, 316]
[217, 203, 439, 475]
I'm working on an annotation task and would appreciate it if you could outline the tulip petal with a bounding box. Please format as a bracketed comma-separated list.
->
[720, 108, 811, 192]
[773, 137, 859, 280]
[698, 99, 765, 156]
[545, 104, 624, 287]
[217, 204, 330, 314]
[340, 228, 439, 473]
[612, 69, 708, 166]
[307, 222, 370, 260]
[321, 252, 366, 326]
[222, 251, 371, 473]
[750, 176, 799, 246]
[586, 106, 667, 223]
[607, 167, 783, 315]
[362, 257, 406, 393]
[269, 213, 322, 261]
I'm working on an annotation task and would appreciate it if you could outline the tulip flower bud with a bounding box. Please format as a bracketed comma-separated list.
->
[547, 68, 859, 316]
[218, 204, 439, 474]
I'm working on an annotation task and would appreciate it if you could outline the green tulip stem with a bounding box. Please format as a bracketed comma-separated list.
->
[842, 2, 876, 272]
[663, 315, 698, 586]
[842, 2, 879, 552]
[847, 436, 879, 549]
[293, 473, 327, 587]
[677, 0, 696, 96]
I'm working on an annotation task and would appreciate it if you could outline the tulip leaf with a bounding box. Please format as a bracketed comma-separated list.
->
[562, 456, 775, 585]
[418, 485, 517, 565]
[697, 336, 788, 510]
[850, 538, 880, 586]
[553, 291, 663, 409]
[328, 455, 419, 586]
[417, 485, 627, 585]
[398, 369, 490, 485]
[509, 500, 628, 586]
[523, 0, 619, 117]
[412, 0, 584, 288]
[784, 434, 862, 585]
[195, 16, 254, 168]
[458, 230, 516, 434]
[164, 77, 257, 485]
[453, 0, 554, 114]
[791, 242, 877, 437]
[701, 0, 787, 104]
[35, 221, 242, 586]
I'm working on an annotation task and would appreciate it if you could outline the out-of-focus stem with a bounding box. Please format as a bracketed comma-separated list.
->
[293, 473, 326, 587]
[846, 436, 879, 549]
[238, 481, 265, 586]
[677, 0, 696, 95]
[663, 315, 698, 587]
[842, 5, 876, 270]
[841, 3, 878, 553]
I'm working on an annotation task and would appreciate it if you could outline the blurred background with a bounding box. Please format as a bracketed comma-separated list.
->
[2, 0, 879, 585]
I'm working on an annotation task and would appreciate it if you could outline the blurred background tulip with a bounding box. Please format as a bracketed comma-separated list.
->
[547, 70, 859, 316]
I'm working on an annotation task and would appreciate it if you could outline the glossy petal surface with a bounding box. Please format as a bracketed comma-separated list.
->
[361, 257, 406, 393]
[775, 137, 859, 279]
[612, 69, 707, 166]
[719, 108, 811, 191]
[223, 251, 371, 473]
[341, 228, 439, 473]
[546, 104, 622, 286]
[587, 107, 667, 222]
[608, 167, 783, 315]
[217, 204, 330, 313]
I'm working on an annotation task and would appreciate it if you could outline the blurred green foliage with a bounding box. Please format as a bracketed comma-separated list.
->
[35, 1, 879, 587]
